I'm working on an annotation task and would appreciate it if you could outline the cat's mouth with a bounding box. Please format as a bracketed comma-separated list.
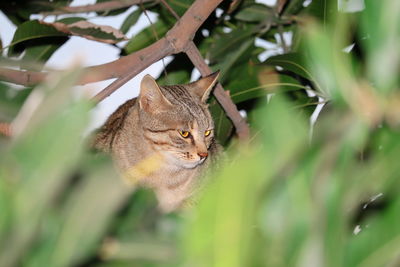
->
[180, 159, 205, 169]
[164, 151, 207, 169]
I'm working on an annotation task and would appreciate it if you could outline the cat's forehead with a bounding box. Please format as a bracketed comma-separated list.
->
[153, 86, 210, 129]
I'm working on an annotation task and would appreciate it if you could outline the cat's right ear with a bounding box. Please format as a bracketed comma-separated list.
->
[139, 75, 172, 113]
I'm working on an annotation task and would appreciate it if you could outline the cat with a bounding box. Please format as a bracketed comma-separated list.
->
[93, 72, 222, 212]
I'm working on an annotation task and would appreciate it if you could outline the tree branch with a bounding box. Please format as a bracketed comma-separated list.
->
[0, 68, 46, 86]
[93, 0, 225, 100]
[0, 0, 222, 86]
[41, 0, 155, 15]
[1, 0, 250, 140]
[93, 37, 174, 102]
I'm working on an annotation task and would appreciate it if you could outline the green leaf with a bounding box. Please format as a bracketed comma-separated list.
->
[162, 0, 194, 17]
[256, 95, 308, 172]
[282, 0, 306, 15]
[0, 83, 32, 121]
[123, 19, 171, 54]
[21, 37, 68, 70]
[183, 148, 269, 267]
[264, 53, 313, 81]
[235, 4, 274, 22]
[8, 20, 67, 57]
[210, 99, 233, 146]
[0, 69, 92, 267]
[57, 17, 87, 24]
[301, 0, 337, 25]
[209, 27, 255, 63]
[157, 70, 191, 86]
[214, 38, 255, 83]
[48, 157, 131, 267]
[229, 71, 307, 104]
[94, 0, 131, 16]
[345, 198, 400, 267]
[361, 0, 400, 94]
[44, 20, 128, 44]
[120, 8, 142, 34]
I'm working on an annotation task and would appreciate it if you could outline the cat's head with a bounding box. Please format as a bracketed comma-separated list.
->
[138, 72, 219, 169]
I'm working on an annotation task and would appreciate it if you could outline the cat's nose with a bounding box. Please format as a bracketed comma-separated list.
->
[197, 152, 208, 159]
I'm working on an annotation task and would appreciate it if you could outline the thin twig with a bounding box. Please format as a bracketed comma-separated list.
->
[159, 0, 180, 20]
[140, 1, 169, 80]
[277, 0, 288, 14]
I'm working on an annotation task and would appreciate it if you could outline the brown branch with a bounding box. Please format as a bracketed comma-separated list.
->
[41, 0, 155, 15]
[0, 0, 222, 86]
[1, 0, 250, 140]
[94, 0, 225, 101]
[93, 38, 174, 102]
[277, 0, 288, 14]
[0, 68, 46, 86]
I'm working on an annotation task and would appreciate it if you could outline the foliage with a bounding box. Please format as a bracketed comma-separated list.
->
[1, 0, 400, 266]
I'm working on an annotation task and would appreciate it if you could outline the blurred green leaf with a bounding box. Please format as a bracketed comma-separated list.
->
[0, 69, 91, 267]
[0, 83, 32, 121]
[209, 27, 255, 63]
[235, 4, 274, 22]
[257, 95, 308, 171]
[346, 197, 400, 267]
[183, 148, 269, 267]
[282, 0, 306, 15]
[301, 0, 336, 25]
[361, 0, 400, 94]
[48, 157, 131, 267]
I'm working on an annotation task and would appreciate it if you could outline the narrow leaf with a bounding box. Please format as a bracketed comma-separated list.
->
[8, 20, 67, 56]
[235, 4, 274, 22]
[123, 19, 171, 54]
[41, 20, 128, 44]
[120, 9, 142, 34]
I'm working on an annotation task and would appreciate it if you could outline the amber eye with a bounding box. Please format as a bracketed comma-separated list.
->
[179, 130, 190, 138]
[204, 130, 212, 137]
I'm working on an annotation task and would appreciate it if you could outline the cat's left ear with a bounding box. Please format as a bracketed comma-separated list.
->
[190, 71, 220, 102]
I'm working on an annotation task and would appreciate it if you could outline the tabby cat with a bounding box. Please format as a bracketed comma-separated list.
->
[94, 72, 221, 212]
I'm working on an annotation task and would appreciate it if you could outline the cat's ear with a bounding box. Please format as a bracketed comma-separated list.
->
[139, 74, 172, 113]
[190, 71, 220, 102]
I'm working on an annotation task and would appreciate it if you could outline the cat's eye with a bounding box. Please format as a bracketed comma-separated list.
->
[204, 130, 212, 137]
[179, 130, 190, 138]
